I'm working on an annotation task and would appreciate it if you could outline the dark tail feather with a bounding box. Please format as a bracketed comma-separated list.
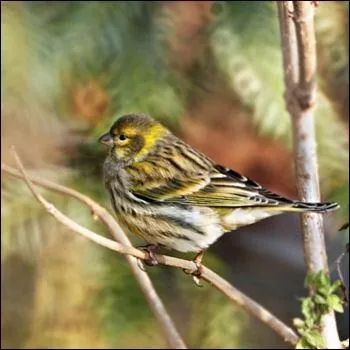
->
[292, 201, 339, 212]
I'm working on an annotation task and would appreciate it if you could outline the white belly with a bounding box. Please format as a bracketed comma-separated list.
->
[152, 205, 224, 253]
[223, 208, 281, 230]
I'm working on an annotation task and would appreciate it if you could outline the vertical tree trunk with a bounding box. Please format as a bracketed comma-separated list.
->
[277, 2, 342, 348]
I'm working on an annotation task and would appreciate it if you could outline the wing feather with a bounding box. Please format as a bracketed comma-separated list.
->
[130, 162, 293, 208]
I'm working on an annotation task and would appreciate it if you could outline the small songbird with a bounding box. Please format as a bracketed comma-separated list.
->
[99, 113, 338, 274]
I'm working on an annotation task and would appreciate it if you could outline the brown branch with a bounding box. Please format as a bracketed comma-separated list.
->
[2, 158, 187, 350]
[2, 164, 187, 349]
[3, 155, 299, 347]
[277, 1, 342, 348]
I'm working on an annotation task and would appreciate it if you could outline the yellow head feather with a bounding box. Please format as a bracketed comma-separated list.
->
[108, 113, 169, 163]
[133, 123, 168, 161]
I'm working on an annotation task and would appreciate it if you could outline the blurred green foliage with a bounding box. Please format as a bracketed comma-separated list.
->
[210, 1, 348, 197]
[2, 1, 348, 348]
[294, 271, 345, 349]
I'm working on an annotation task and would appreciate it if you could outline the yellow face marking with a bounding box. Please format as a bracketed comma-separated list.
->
[109, 115, 169, 162]
[115, 137, 131, 147]
[133, 124, 168, 162]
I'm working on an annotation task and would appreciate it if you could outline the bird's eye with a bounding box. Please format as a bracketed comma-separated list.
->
[118, 134, 127, 141]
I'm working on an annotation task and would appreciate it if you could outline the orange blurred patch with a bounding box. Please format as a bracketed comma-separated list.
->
[164, 1, 215, 73]
[71, 81, 109, 125]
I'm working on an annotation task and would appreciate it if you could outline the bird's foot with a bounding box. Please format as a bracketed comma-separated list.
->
[137, 244, 159, 269]
[183, 251, 204, 287]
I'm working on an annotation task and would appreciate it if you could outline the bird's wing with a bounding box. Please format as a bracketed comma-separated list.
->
[130, 163, 293, 208]
[183, 165, 293, 207]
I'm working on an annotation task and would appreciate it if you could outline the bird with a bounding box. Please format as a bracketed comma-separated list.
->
[99, 113, 339, 276]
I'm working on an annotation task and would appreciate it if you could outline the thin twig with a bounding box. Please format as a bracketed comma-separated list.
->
[3, 154, 300, 347]
[277, 1, 342, 348]
[335, 250, 349, 304]
[1, 165, 187, 349]
[330, 226, 349, 304]
[3, 158, 186, 350]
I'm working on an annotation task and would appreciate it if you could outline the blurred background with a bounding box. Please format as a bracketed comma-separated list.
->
[1, 1, 349, 348]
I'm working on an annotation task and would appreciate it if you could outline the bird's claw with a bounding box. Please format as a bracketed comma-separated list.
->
[183, 251, 204, 287]
[192, 275, 202, 287]
[191, 260, 203, 287]
[137, 258, 146, 271]
[182, 265, 203, 287]
[137, 244, 159, 269]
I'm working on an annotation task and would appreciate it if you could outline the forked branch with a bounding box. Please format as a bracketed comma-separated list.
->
[2, 151, 299, 347]
[3, 155, 186, 350]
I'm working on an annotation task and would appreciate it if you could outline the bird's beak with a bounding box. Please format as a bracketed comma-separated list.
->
[98, 132, 114, 146]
